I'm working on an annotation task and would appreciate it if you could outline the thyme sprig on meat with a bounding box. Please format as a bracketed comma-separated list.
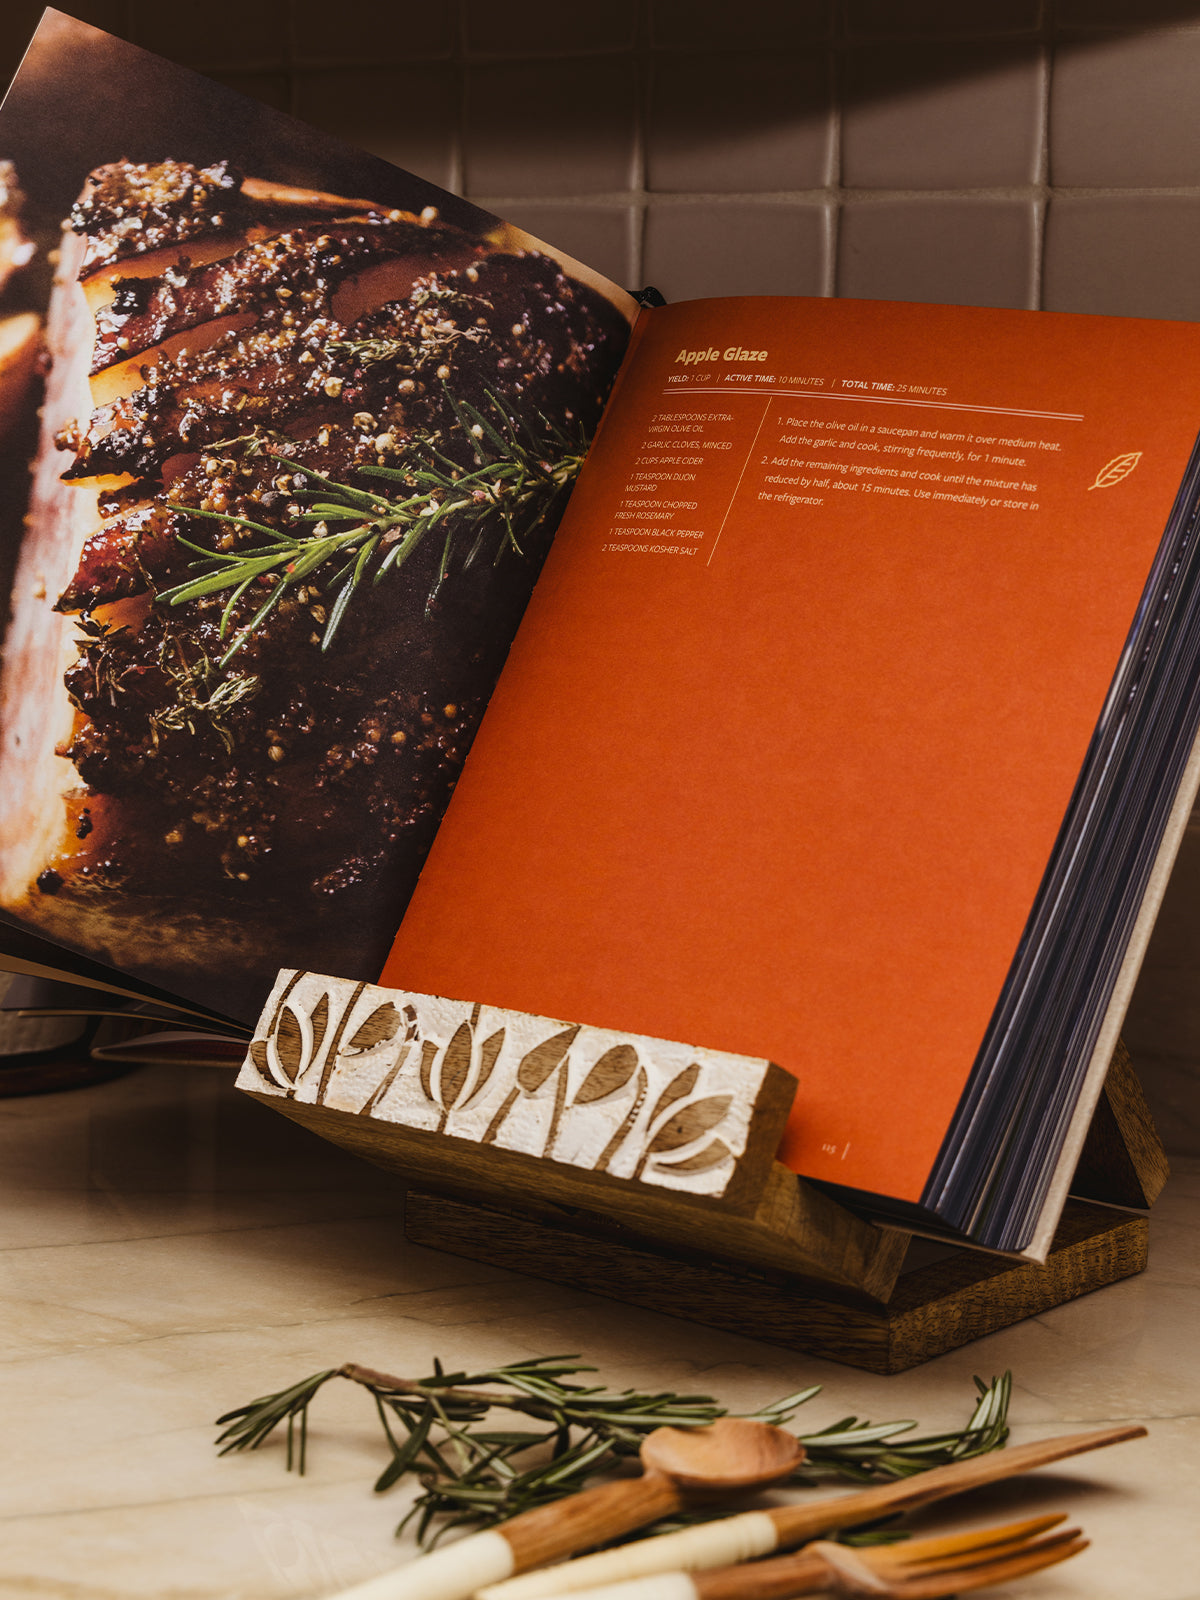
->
[156, 390, 587, 664]
[147, 639, 261, 754]
[215, 1355, 1011, 1549]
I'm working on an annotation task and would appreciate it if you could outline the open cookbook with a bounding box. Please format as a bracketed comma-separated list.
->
[3, 9, 1200, 1252]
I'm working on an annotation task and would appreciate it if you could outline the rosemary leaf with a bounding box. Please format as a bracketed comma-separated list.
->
[215, 1357, 1012, 1551]
[157, 386, 588, 649]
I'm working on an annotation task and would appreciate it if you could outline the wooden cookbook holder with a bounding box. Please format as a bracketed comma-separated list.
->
[236, 971, 1168, 1374]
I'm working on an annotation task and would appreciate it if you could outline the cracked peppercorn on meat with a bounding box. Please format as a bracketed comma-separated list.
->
[0, 161, 630, 1019]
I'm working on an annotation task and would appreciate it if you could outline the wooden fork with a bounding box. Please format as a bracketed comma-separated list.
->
[527, 1514, 1087, 1600]
[479, 1422, 1140, 1599]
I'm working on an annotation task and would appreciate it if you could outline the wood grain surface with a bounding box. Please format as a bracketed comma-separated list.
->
[403, 1191, 1147, 1373]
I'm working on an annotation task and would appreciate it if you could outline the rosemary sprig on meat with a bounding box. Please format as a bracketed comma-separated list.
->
[156, 390, 587, 664]
[215, 1355, 1010, 1549]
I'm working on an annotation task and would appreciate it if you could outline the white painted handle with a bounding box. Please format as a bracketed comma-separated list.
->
[524, 1578, 699, 1600]
[477, 1510, 778, 1599]
[322, 1527, 513, 1600]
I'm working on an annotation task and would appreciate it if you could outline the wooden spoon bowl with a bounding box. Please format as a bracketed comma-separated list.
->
[641, 1416, 805, 1493]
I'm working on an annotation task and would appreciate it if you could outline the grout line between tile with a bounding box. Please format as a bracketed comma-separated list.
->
[629, 0, 649, 287]
[448, 0, 469, 199]
[825, 41, 842, 298]
[1030, 38, 1053, 309]
[97, 7, 1200, 314]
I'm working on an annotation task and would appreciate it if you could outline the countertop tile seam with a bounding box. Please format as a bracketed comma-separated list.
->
[0, 1474, 398, 1525]
[0, 1580, 208, 1600]
[0, 1210, 407, 1255]
[0, 1309, 424, 1365]
[347, 1281, 516, 1308]
[0, 1289, 556, 1364]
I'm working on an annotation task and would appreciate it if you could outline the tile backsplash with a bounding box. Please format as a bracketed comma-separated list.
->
[3, 2, 1195, 313]
[3, 0, 1200, 1149]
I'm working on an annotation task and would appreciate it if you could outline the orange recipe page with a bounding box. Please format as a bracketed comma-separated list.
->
[383, 295, 1200, 1203]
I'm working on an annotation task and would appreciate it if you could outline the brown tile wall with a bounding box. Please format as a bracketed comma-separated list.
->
[3, 0, 1200, 1145]
[2, 3, 1195, 316]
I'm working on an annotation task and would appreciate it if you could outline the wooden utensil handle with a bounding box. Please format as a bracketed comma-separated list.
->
[503, 1468, 685, 1570]
[695, 1548, 856, 1599]
[767, 1422, 1147, 1547]
[512, 1551, 838, 1600]
[321, 1527, 516, 1600]
[478, 1511, 782, 1599]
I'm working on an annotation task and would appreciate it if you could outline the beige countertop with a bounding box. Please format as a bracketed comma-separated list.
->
[2, 1061, 1197, 1600]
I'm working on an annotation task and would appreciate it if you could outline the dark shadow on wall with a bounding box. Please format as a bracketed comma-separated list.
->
[5, 3, 1200, 205]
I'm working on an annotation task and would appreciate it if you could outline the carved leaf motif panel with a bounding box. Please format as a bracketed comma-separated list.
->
[238, 970, 782, 1199]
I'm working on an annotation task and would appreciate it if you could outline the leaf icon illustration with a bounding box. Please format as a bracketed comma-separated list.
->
[345, 1001, 402, 1055]
[463, 1027, 506, 1108]
[517, 1026, 580, 1093]
[647, 1062, 700, 1127]
[1088, 451, 1142, 490]
[653, 1137, 732, 1174]
[644, 1094, 733, 1155]
[574, 1044, 640, 1105]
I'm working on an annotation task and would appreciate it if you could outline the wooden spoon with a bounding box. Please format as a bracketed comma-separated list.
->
[480, 1420, 1146, 1599]
[322, 1417, 804, 1600]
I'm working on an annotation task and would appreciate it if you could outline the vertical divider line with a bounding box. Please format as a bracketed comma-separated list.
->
[707, 397, 774, 567]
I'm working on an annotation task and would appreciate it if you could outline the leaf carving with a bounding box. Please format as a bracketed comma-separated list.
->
[345, 1001, 402, 1055]
[517, 1026, 580, 1093]
[483, 1085, 519, 1145]
[248, 1038, 271, 1081]
[439, 1020, 474, 1112]
[313, 979, 366, 1103]
[652, 1138, 732, 1174]
[309, 993, 329, 1061]
[645, 1094, 733, 1155]
[574, 1044, 639, 1105]
[273, 1004, 306, 1083]
[1088, 451, 1142, 491]
[419, 1039, 439, 1103]
[647, 1062, 700, 1127]
[593, 1065, 648, 1173]
[464, 1027, 506, 1108]
[360, 1042, 414, 1115]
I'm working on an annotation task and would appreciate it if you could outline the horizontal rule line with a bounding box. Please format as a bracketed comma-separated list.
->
[665, 388, 1085, 422]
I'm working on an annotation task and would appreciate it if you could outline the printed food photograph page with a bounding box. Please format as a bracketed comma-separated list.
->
[384, 293, 1200, 1215]
[0, 9, 635, 1023]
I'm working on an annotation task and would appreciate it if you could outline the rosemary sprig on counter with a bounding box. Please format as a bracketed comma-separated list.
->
[215, 1356, 1010, 1549]
[156, 390, 586, 664]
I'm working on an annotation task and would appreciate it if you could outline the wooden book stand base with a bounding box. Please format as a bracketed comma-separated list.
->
[237, 972, 1169, 1374]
